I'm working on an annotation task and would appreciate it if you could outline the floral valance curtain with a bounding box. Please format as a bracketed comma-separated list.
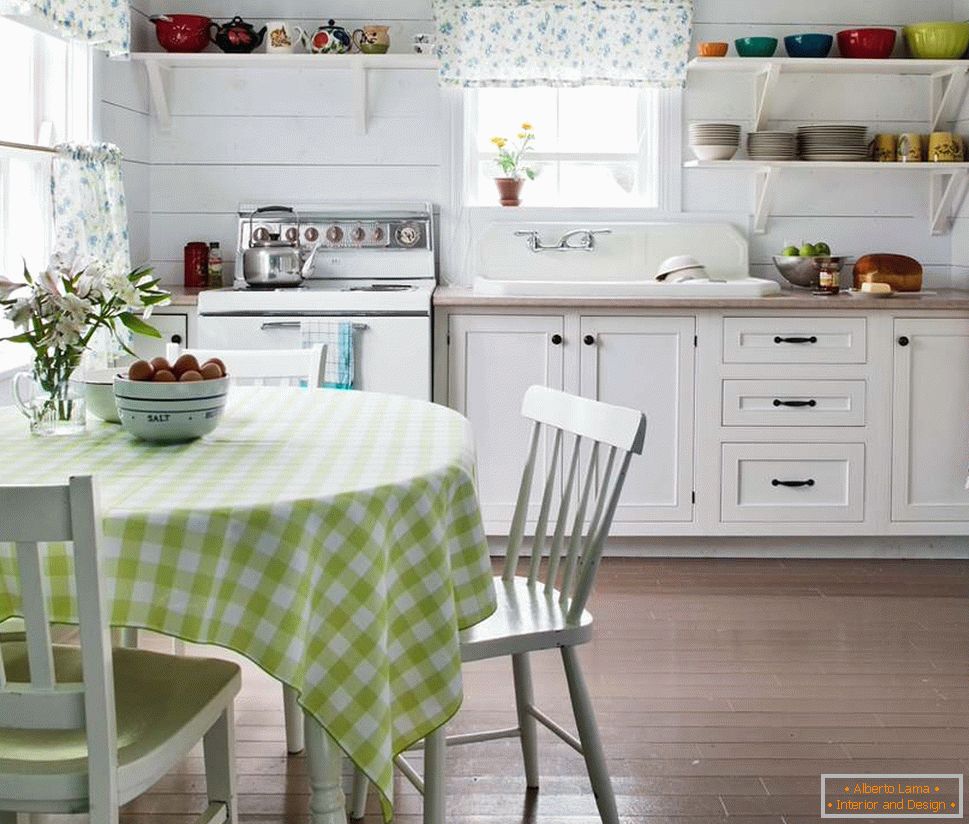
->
[50, 143, 130, 277]
[0, 0, 129, 56]
[432, 0, 693, 88]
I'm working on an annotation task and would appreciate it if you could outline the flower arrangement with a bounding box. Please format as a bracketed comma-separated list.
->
[490, 122, 537, 181]
[0, 256, 169, 433]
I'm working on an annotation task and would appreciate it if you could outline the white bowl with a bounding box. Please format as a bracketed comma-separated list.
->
[657, 255, 702, 276]
[114, 375, 229, 442]
[116, 404, 227, 443]
[114, 375, 229, 401]
[75, 368, 121, 423]
[690, 144, 739, 161]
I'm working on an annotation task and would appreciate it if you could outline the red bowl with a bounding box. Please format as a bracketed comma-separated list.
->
[151, 14, 213, 53]
[837, 28, 897, 59]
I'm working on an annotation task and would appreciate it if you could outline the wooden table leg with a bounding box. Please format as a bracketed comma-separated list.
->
[304, 713, 347, 824]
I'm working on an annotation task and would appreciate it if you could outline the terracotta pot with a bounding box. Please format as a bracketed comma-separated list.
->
[495, 177, 524, 207]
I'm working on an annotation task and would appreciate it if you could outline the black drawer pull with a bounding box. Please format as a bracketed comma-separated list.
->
[772, 399, 817, 408]
[772, 479, 815, 488]
[898, 336, 910, 347]
[550, 334, 563, 346]
[774, 335, 818, 344]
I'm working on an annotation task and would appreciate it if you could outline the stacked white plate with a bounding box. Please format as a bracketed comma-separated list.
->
[747, 131, 796, 161]
[689, 122, 740, 161]
[797, 125, 868, 161]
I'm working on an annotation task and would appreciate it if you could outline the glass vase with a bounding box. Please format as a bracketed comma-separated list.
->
[13, 370, 87, 436]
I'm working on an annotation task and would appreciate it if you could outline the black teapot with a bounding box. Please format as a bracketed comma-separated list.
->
[211, 16, 266, 53]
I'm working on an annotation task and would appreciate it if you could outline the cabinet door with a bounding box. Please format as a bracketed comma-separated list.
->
[130, 313, 189, 361]
[893, 318, 969, 521]
[579, 316, 695, 523]
[448, 314, 565, 531]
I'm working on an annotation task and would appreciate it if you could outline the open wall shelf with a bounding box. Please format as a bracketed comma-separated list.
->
[130, 52, 439, 135]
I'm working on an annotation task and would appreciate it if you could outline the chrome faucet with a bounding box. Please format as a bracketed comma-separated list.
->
[514, 228, 612, 253]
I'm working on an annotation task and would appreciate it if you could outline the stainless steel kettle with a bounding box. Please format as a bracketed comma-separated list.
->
[243, 206, 307, 287]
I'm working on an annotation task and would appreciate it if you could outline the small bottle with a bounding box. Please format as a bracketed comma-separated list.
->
[815, 261, 840, 296]
[207, 242, 223, 288]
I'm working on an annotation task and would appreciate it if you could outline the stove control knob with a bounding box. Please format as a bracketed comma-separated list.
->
[395, 223, 421, 247]
[372, 226, 386, 242]
[252, 226, 270, 243]
[304, 227, 319, 242]
[351, 226, 366, 243]
[326, 225, 344, 244]
[284, 227, 299, 243]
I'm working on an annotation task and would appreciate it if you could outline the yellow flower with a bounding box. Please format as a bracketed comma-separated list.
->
[521, 122, 533, 130]
[490, 136, 507, 148]
[517, 132, 527, 139]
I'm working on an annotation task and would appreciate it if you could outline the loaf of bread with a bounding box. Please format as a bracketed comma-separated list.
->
[853, 254, 923, 292]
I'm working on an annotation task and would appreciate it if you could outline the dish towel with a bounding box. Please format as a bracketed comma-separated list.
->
[301, 320, 355, 389]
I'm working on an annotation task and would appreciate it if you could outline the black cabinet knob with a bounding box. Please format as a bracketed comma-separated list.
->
[583, 335, 596, 346]
[171, 334, 182, 344]
[551, 334, 563, 345]
[898, 336, 910, 347]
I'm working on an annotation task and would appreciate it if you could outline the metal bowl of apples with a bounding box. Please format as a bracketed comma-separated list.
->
[772, 242, 848, 289]
[114, 354, 230, 442]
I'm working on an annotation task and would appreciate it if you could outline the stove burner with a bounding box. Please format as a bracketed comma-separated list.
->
[344, 284, 415, 292]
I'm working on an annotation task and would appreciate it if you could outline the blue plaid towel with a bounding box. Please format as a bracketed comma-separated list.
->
[300, 320, 354, 389]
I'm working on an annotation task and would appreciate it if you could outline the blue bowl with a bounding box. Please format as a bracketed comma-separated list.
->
[735, 37, 778, 57]
[784, 33, 834, 58]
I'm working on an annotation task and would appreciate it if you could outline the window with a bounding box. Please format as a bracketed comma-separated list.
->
[466, 86, 659, 207]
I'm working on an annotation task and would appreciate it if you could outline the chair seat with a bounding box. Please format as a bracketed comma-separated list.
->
[0, 643, 240, 808]
[459, 576, 593, 663]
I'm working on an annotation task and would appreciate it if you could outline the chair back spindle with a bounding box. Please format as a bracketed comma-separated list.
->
[501, 386, 646, 621]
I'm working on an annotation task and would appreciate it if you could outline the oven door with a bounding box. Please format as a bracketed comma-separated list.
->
[196, 314, 431, 401]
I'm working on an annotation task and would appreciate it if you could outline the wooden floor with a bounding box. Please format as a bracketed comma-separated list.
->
[120, 558, 969, 824]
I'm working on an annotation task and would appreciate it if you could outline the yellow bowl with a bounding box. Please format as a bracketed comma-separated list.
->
[904, 22, 969, 59]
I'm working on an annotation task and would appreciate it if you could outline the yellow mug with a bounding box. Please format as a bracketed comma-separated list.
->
[870, 133, 897, 162]
[897, 133, 922, 163]
[928, 131, 964, 163]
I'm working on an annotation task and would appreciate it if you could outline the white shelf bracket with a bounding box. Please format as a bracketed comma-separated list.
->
[144, 61, 172, 132]
[353, 63, 368, 136]
[930, 168, 969, 235]
[752, 166, 778, 234]
[753, 64, 779, 131]
[930, 67, 969, 132]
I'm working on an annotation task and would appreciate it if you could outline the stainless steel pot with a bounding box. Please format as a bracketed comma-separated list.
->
[243, 206, 304, 287]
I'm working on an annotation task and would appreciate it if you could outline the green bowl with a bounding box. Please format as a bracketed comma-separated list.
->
[903, 22, 969, 59]
[735, 37, 778, 57]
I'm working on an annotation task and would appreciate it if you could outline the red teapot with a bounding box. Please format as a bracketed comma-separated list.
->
[211, 16, 266, 54]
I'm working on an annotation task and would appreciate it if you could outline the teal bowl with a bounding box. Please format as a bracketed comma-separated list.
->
[735, 37, 778, 57]
[784, 33, 834, 58]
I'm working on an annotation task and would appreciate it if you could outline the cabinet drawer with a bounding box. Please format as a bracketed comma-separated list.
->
[722, 380, 866, 427]
[721, 443, 865, 522]
[723, 317, 867, 364]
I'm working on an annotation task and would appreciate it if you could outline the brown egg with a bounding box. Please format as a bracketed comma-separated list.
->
[199, 361, 223, 380]
[153, 369, 177, 383]
[173, 353, 200, 377]
[203, 357, 227, 375]
[178, 369, 203, 382]
[150, 357, 170, 373]
[128, 360, 154, 381]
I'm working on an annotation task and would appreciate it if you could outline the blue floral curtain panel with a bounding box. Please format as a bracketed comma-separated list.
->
[432, 0, 693, 88]
[50, 143, 131, 276]
[0, 0, 129, 56]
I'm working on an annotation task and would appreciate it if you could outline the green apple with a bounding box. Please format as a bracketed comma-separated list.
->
[799, 243, 817, 257]
[781, 245, 799, 257]
[814, 241, 831, 256]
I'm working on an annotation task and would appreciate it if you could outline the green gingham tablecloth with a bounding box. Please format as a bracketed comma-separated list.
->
[0, 386, 496, 815]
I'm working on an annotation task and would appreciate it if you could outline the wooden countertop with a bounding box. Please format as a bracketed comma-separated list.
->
[433, 285, 969, 311]
[161, 286, 205, 306]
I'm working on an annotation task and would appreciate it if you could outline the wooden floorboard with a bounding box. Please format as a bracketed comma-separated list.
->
[117, 558, 969, 823]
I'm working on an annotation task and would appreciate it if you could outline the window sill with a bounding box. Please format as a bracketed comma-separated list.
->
[462, 204, 663, 215]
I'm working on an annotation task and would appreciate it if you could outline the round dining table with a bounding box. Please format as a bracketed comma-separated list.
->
[0, 385, 497, 823]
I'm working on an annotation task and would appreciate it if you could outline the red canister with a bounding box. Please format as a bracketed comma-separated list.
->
[184, 242, 209, 287]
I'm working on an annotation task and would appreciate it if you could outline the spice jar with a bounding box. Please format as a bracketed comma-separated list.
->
[815, 261, 841, 296]
[184, 242, 209, 288]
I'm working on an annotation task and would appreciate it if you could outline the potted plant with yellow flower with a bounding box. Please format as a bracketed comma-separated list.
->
[492, 123, 536, 207]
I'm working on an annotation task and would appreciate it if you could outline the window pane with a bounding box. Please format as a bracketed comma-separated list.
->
[1, 157, 50, 278]
[557, 87, 641, 153]
[476, 87, 555, 152]
[0, 18, 37, 144]
[558, 162, 639, 205]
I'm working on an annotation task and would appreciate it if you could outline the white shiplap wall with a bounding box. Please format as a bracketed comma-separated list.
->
[99, 0, 969, 284]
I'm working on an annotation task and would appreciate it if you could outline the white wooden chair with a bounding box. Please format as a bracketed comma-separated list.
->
[349, 385, 647, 824]
[0, 476, 241, 823]
[175, 345, 326, 755]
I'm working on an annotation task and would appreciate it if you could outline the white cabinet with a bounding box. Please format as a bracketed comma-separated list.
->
[892, 318, 969, 521]
[129, 312, 189, 361]
[579, 316, 695, 523]
[448, 315, 565, 529]
[446, 313, 695, 532]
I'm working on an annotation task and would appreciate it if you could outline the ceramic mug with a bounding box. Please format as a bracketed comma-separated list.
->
[353, 25, 390, 54]
[265, 21, 302, 53]
[897, 133, 923, 163]
[870, 133, 897, 162]
[928, 131, 964, 162]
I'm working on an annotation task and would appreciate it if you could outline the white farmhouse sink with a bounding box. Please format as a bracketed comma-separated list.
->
[473, 275, 781, 298]
[472, 221, 780, 298]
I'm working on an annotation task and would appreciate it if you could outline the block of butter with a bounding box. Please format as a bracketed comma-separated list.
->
[861, 282, 893, 294]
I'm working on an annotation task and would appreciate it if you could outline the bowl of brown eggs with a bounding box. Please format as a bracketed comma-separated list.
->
[114, 353, 230, 442]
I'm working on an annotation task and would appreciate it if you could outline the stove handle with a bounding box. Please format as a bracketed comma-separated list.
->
[260, 321, 301, 331]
